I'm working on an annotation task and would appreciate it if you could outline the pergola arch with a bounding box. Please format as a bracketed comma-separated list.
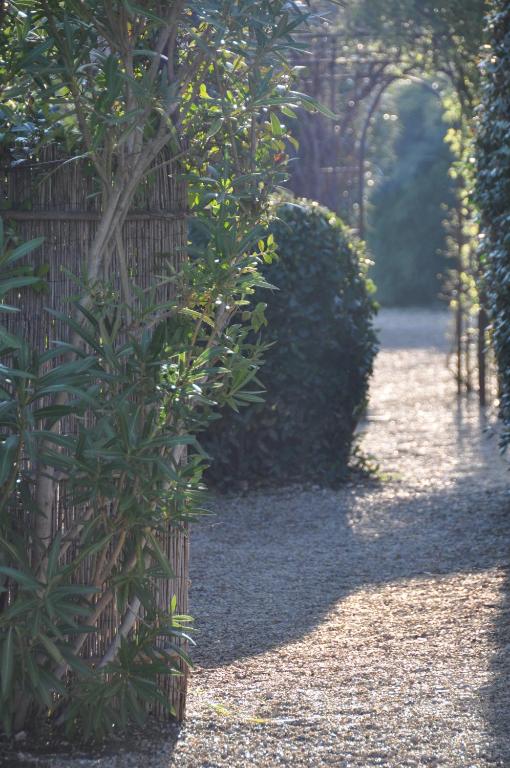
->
[287, 29, 488, 403]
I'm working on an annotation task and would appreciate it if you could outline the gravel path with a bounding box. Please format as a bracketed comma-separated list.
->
[172, 309, 510, 768]
[8, 309, 510, 767]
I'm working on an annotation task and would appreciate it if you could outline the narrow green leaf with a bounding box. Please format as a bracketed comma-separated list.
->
[1, 628, 14, 699]
[270, 112, 283, 136]
[39, 634, 66, 666]
[206, 118, 223, 140]
[0, 435, 19, 486]
[146, 532, 175, 579]
[0, 276, 42, 296]
[0, 566, 41, 591]
[291, 91, 339, 120]
[6, 237, 44, 266]
[46, 533, 62, 581]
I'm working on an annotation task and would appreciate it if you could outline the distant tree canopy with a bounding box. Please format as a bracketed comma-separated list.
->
[288, 0, 487, 222]
[345, 0, 488, 106]
[367, 82, 456, 306]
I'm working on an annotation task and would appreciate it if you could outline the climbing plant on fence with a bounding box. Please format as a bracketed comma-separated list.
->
[204, 199, 378, 488]
[476, 1, 510, 443]
[0, 0, 324, 739]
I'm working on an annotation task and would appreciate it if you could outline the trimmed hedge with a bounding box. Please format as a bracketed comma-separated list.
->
[476, 3, 510, 445]
[203, 199, 378, 487]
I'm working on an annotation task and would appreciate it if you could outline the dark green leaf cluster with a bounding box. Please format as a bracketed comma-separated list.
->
[476, 2, 510, 445]
[203, 199, 378, 487]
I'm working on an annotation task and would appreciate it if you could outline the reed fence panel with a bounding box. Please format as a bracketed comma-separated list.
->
[1, 146, 190, 719]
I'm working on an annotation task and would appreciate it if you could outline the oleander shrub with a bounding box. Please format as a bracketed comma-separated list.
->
[203, 199, 378, 487]
[0, 1, 323, 740]
[476, 2, 510, 446]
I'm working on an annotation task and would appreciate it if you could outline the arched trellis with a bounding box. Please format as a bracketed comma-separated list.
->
[355, 72, 489, 403]
[288, 30, 490, 406]
[288, 31, 398, 216]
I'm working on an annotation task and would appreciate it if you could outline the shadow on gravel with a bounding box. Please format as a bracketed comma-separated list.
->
[484, 565, 510, 764]
[190, 481, 510, 669]
[0, 720, 182, 767]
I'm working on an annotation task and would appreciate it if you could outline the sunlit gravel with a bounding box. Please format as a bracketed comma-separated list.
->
[9, 309, 510, 767]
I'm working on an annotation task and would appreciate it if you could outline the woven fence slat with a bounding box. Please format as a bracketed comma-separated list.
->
[3, 209, 188, 221]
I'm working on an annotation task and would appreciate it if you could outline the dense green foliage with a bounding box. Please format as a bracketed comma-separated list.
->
[476, 2, 510, 442]
[368, 83, 456, 306]
[0, 0, 324, 739]
[204, 200, 378, 487]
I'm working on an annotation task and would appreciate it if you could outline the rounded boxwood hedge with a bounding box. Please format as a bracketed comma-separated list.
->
[203, 199, 378, 487]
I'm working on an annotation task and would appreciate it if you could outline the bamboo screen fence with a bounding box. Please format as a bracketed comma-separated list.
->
[1, 146, 190, 719]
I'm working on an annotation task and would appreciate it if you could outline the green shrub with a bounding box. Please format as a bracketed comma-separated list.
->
[203, 200, 378, 487]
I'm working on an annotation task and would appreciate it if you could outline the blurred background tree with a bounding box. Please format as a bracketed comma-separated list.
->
[288, 0, 490, 398]
[367, 81, 456, 306]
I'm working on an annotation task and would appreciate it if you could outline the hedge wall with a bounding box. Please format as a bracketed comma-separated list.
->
[476, 2, 510, 445]
[203, 200, 378, 487]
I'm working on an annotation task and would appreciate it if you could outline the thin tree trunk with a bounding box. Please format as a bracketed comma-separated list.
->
[478, 305, 488, 406]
